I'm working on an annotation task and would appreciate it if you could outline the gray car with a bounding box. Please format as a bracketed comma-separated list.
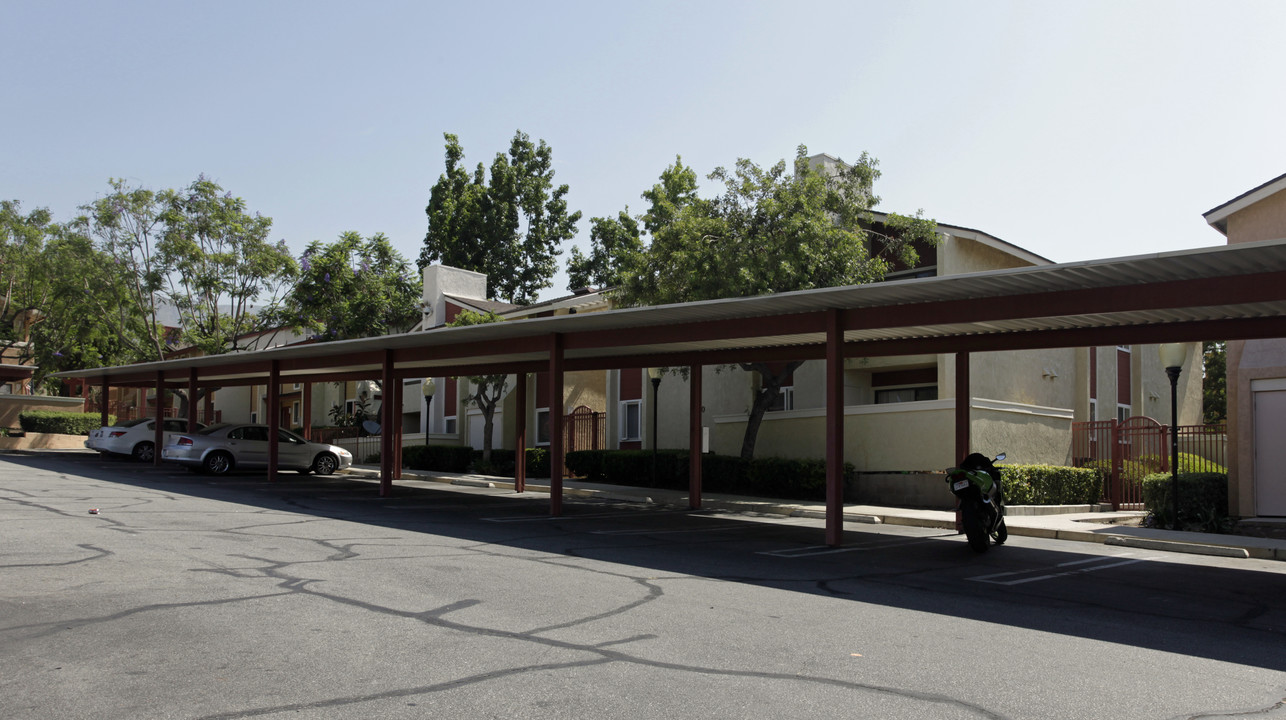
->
[161, 423, 353, 476]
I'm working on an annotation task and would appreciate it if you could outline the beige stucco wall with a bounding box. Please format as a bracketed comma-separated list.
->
[0, 395, 86, 428]
[1226, 189, 1286, 245]
[710, 398, 1074, 470]
[1227, 339, 1286, 517]
[939, 235, 1038, 276]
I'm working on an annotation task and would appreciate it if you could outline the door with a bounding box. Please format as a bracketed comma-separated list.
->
[1253, 388, 1286, 516]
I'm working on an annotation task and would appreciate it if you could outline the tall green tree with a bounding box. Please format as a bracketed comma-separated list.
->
[74, 179, 172, 361]
[267, 231, 420, 340]
[1202, 340, 1226, 425]
[421, 131, 581, 304]
[566, 208, 642, 291]
[158, 175, 297, 354]
[446, 309, 509, 463]
[615, 146, 939, 459]
[1, 200, 139, 390]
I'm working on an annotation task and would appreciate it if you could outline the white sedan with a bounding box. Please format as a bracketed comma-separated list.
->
[85, 418, 205, 463]
[162, 423, 353, 476]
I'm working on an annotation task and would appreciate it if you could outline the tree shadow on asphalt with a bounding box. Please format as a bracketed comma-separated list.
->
[15, 452, 1286, 673]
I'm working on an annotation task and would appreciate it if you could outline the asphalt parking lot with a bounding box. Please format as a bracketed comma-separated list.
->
[4, 452, 1286, 720]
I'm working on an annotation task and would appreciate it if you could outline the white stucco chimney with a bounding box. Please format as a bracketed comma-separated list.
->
[421, 265, 487, 329]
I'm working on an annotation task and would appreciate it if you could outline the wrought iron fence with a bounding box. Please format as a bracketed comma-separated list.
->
[1072, 417, 1227, 509]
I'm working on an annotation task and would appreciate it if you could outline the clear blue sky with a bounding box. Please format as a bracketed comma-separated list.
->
[5, 1, 1285, 300]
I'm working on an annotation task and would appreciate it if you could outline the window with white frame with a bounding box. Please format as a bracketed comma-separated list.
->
[1089, 398, 1097, 421]
[292, 401, 300, 425]
[767, 386, 794, 412]
[875, 385, 938, 404]
[444, 416, 457, 434]
[1117, 404, 1132, 423]
[535, 408, 550, 446]
[620, 400, 642, 441]
[250, 411, 258, 424]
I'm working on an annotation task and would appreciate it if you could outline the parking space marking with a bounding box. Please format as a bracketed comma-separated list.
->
[968, 553, 1164, 586]
[759, 536, 945, 557]
[482, 509, 692, 523]
[591, 523, 750, 536]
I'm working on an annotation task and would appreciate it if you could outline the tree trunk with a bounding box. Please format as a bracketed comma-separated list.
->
[738, 360, 805, 460]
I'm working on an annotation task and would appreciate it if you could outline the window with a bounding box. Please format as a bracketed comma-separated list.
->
[249, 411, 258, 424]
[767, 386, 794, 412]
[620, 400, 642, 441]
[535, 408, 551, 446]
[292, 401, 301, 425]
[444, 416, 457, 434]
[875, 386, 938, 404]
[292, 382, 302, 390]
[1089, 398, 1097, 421]
[1117, 404, 1132, 423]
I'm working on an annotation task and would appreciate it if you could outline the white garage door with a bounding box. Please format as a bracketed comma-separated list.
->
[1253, 387, 1286, 516]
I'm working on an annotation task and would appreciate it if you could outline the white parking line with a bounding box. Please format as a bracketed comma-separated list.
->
[968, 553, 1164, 585]
[760, 537, 944, 557]
[482, 509, 692, 523]
[591, 524, 748, 536]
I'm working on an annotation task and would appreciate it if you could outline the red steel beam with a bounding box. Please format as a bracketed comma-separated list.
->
[689, 363, 703, 510]
[548, 334, 564, 516]
[153, 371, 165, 467]
[824, 309, 845, 547]
[515, 372, 527, 494]
[268, 361, 280, 482]
[380, 350, 394, 497]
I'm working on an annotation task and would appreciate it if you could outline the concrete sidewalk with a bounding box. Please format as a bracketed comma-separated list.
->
[348, 464, 1286, 563]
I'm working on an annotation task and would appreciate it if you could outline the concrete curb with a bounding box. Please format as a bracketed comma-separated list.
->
[344, 466, 1286, 562]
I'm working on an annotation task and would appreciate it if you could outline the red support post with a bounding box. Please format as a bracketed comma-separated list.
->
[393, 380, 404, 480]
[689, 363, 703, 510]
[302, 381, 312, 440]
[824, 309, 845, 547]
[380, 351, 394, 497]
[154, 371, 165, 466]
[268, 361, 280, 482]
[548, 334, 564, 516]
[187, 368, 198, 434]
[99, 377, 109, 428]
[515, 372, 527, 493]
[954, 352, 971, 532]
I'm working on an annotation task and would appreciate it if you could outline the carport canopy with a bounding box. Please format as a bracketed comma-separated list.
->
[56, 238, 1286, 546]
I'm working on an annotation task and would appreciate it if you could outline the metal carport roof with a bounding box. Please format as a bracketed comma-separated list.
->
[55, 237, 1286, 387]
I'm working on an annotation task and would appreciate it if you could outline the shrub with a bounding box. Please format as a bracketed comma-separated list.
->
[562, 449, 850, 501]
[471, 448, 550, 478]
[18, 411, 114, 436]
[1000, 464, 1101, 505]
[401, 444, 474, 473]
[1141, 472, 1231, 532]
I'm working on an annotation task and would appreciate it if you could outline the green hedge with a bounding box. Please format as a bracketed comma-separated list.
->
[1141, 472, 1230, 532]
[999, 464, 1101, 505]
[472, 448, 551, 478]
[565, 449, 852, 502]
[400, 444, 474, 473]
[18, 411, 114, 436]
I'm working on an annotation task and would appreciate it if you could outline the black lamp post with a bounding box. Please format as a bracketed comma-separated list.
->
[421, 377, 436, 446]
[647, 367, 663, 485]
[1159, 343, 1188, 530]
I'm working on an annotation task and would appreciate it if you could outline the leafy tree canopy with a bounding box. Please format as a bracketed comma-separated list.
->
[566, 208, 642, 291]
[613, 146, 939, 458]
[421, 131, 581, 305]
[267, 231, 420, 341]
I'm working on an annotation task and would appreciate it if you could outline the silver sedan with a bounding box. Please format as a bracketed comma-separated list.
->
[161, 423, 353, 476]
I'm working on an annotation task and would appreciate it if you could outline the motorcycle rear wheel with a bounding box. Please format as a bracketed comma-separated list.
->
[993, 517, 1008, 545]
[962, 503, 990, 553]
